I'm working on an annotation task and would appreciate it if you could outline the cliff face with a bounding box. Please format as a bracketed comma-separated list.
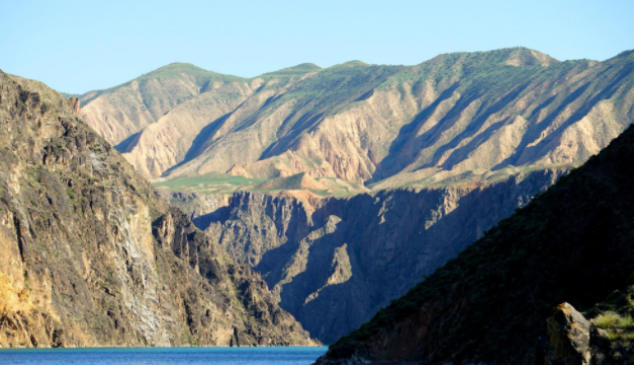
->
[0, 71, 315, 348]
[173, 168, 566, 344]
[315, 124, 634, 364]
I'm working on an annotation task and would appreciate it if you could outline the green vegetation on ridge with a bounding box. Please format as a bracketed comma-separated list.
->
[154, 172, 267, 194]
[259, 63, 322, 79]
[80, 47, 634, 198]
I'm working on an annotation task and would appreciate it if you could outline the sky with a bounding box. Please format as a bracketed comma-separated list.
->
[1, 0, 633, 94]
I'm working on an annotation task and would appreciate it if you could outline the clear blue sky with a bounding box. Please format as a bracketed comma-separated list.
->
[2, 0, 632, 94]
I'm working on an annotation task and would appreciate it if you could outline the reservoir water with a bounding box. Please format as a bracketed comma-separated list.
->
[0, 346, 327, 365]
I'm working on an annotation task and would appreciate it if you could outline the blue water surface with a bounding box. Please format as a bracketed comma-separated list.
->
[0, 346, 328, 365]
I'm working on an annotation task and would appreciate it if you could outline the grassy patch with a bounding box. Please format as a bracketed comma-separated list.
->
[154, 171, 364, 196]
[153, 172, 266, 194]
[594, 312, 634, 329]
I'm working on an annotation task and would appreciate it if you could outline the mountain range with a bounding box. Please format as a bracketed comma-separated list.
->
[80, 47, 634, 196]
[71, 47, 634, 345]
[1, 46, 633, 356]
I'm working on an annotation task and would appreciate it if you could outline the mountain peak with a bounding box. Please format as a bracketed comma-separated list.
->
[289, 63, 322, 71]
[151, 62, 206, 72]
[141, 62, 237, 80]
[333, 60, 369, 68]
[428, 47, 559, 67]
[501, 47, 559, 67]
[606, 49, 634, 63]
[259, 63, 322, 78]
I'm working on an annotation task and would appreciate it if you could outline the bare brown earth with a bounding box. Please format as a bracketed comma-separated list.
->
[81, 48, 634, 193]
[0, 70, 316, 348]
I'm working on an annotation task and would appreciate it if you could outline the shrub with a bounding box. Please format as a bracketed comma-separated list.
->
[594, 312, 634, 329]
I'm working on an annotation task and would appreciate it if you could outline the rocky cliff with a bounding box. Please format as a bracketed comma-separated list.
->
[316, 124, 634, 364]
[170, 167, 566, 344]
[0, 70, 315, 348]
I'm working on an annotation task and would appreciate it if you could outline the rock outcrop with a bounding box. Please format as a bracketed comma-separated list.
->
[546, 303, 634, 365]
[0, 70, 315, 348]
[547, 303, 591, 365]
[67, 97, 81, 118]
[315, 123, 634, 364]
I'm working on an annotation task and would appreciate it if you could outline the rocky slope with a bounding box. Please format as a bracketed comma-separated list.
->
[169, 167, 566, 344]
[81, 48, 634, 194]
[0, 70, 315, 348]
[79, 63, 247, 148]
[315, 124, 634, 364]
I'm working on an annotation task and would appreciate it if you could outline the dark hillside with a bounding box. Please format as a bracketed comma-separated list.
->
[319, 122, 634, 364]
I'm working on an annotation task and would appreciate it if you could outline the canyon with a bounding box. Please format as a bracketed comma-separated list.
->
[171, 168, 565, 344]
[75, 48, 634, 345]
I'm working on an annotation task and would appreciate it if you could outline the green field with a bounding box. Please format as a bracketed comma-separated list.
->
[153, 172, 267, 194]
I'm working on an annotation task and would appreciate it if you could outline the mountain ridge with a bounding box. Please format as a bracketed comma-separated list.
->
[77, 46, 560, 96]
[78, 47, 633, 197]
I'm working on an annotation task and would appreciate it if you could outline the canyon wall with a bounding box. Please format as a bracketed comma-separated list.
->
[172, 167, 566, 343]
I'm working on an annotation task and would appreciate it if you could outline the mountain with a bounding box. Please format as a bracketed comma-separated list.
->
[315, 122, 634, 364]
[168, 168, 565, 344]
[80, 63, 246, 148]
[74, 48, 634, 346]
[0, 70, 316, 348]
[80, 48, 634, 195]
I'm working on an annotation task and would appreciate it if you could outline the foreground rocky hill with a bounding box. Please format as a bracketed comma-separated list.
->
[81, 48, 634, 194]
[169, 168, 565, 344]
[315, 123, 634, 363]
[0, 70, 315, 347]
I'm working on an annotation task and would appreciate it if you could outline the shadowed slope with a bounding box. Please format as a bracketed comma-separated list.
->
[317, 121, 634, 364]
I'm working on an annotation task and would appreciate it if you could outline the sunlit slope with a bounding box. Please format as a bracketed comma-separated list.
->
[81, 48, 634, 192]
[80, 63, 248, 147]
[0, 69, 316, 348]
